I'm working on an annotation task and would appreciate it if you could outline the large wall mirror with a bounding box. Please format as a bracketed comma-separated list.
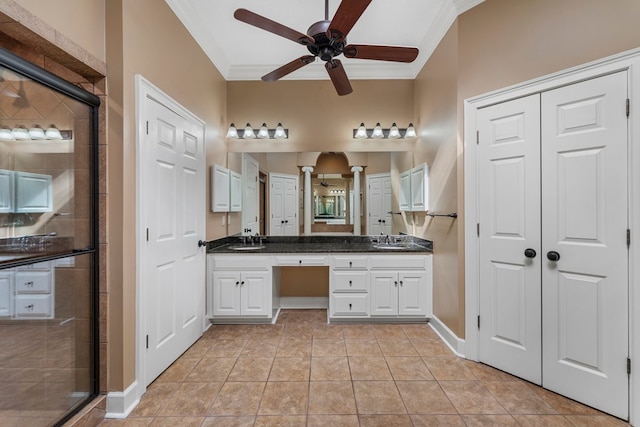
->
[226, 150, 415, 236]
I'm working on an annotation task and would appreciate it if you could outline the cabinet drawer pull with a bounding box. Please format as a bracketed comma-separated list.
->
[349, 303, 352, 309]
[24, 281, 34, 287]
[299, 260, 302, 265]
[25, 304, 34, 310]
[349, 261, 352, 267]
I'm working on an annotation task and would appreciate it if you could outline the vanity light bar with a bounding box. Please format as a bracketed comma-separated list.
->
[227, 122, 288, 139]
[0, 125, 72, 141]
[353, 122, 417, 139]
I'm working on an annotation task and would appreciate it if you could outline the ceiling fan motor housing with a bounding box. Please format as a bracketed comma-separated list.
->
[306, 20, 346, 62]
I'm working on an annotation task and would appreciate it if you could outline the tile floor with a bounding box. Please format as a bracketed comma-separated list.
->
[99, 309, 630, 426]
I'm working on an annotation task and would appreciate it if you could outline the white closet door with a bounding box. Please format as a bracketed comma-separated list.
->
[541, 71, 628, 419]
[270, 175, 285, 235]
[282, 175, 298, 235]
[477, 94, 542, 384]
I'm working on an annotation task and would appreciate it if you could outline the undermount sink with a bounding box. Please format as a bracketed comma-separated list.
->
[229, 245, 266, 251]
[373, 244, 410, 250]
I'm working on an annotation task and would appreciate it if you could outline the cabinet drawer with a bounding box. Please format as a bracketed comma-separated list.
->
[332, 271, 368, 292]
[369, 255, 427, 270]
[16, 261, 51, 271]
[275, 255, 328, 266]
[332, 293, 369, 316]
[14, 294, 53, 318]
[209, 255, 271, 270]
[14, 271, 51, 293]
[332, 256, 367, 269]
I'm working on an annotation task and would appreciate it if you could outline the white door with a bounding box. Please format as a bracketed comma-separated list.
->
[541, 71, 628, 418]
[242, 154, 259, 235]
[144, 96, 205, 385]
[367, 173, 392, 235]
[477, 94, 543, 384]
[269, 173, 299, 236]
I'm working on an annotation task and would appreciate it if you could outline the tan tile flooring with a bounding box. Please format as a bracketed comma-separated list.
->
[99, 310, 629, 426]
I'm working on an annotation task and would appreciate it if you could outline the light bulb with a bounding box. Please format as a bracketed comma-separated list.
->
[242, 123, 255, 139]
[45, 125, 62, 140]
[257, 123, 269, 139]
[388, 123, 401, 139]
[12, 125, 29, 140]
[0, 126, 15, 140]
[405, 123, 417, 138]
[371, 123, 384, 139]
[274, 123, 287, 139]
[29, 125, 46, 140]
[354, 123, 368, 139]
[226, 123, 239, 139]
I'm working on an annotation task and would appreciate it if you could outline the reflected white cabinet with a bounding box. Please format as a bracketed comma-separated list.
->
[0, 271, 12, 317]
[211, 164, 230, 212]
[0, 169, 14, 213]
[15, 171, 52, 213]
[229, 170, 242, 212]
[0, 261, 55, 319]
[399, 163, 429, 212]
[399, 170, 411, 212]
[410, 163, 429, 211]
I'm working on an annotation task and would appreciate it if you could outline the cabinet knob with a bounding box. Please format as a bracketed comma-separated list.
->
[25, 281, 34, 287]
[547, 251, 560, 262]
[394, 281, 398, 287]
[349, 261, 352, 267]
[241, 281, 245, 286]
[524, 248, 537, 258]
[235, 281, 240, 286]
[349, 303, 352, 309]
[399, 280, 403, 286]
[349, 280, 352, 286]
[299, 260, 302, 265]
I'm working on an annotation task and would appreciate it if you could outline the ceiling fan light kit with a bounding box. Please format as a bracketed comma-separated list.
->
[226, 122, 289, 140]
[234, 0, 419, 96]
[353, 122, 417, 139]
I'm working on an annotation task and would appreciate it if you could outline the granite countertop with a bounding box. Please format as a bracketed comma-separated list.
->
[207, 235, 433, 254]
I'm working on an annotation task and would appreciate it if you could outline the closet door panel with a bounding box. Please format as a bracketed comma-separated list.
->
[541, 70, 628, 419]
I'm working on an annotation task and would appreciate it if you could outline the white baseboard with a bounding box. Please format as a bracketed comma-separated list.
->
[105, 380, 140, 419]
[279, 297, 329, 309]
[429, 314, 465, 357]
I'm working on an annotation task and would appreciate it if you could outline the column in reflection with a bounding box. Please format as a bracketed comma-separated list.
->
[351, 166, 363, 235]
[302, 166, 314, 235]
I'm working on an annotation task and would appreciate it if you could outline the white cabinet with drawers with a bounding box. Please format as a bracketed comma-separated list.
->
[330, 255, 369, 318]
[0, 261, 55, 319]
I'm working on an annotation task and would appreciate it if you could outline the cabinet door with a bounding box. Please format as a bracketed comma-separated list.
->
[15, 171, 52, 213]
[229, 170, 243, 212]
[212, 271, 241, 316]
[0, 169, 14, 213]
[211, 164, 230, 212]
[398, 271, 428, 316]
[410, 163, 428, 211]
[399, 170, 411, 211]
[0, 272, 12, 317]
[241, 271, 271, 316]
[370, 272, 398, 316]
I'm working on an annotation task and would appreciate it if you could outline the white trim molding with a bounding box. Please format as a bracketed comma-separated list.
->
[464, 47, 640, 425]
[429, 315, 465, 358]
[105, 381, 140, 419]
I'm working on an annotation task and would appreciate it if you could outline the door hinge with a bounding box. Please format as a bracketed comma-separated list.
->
[476, 130, 480, 145]
[626, 99, 630, 118]
[627, 229, 631, 247]
[627, 357, 631, 374]
[146, 334, 149, 349]
[477, 223, 480, 237]
[146, 121, 149, 135]
[477, 315, 480, 329]
[146, 228, 149, 242]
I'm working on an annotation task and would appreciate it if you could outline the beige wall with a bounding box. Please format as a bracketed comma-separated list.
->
[227, 79, 415, 154]
[105, 0, 227, 390]
[12, 0, 106, 61]
[413, 0, 640, 338]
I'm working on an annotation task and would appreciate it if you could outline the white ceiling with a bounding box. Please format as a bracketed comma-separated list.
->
[165, 0, 484, 81]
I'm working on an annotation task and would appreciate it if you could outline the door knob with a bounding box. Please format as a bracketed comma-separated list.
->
[198, 240, 207, 248]
[524, 248, 537, 258]
[546, 251, 560, 262]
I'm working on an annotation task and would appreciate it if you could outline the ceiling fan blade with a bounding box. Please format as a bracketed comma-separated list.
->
[234, 8, 315, 46]
[262, 56, 316, 82]
[327, 0, 372, 42]
[344, 44, 419, 63]
[325, 59, 353, 96]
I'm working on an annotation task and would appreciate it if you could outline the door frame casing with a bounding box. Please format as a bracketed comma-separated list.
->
[464, 48, 640, 424]
[132, 75, 206, 411]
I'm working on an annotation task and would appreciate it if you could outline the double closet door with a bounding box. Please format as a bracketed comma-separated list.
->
[477, 71, 629, 419]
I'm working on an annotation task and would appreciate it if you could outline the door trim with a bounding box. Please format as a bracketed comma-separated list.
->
[134, 75, 206, 405]
[464, 47, 640, 424]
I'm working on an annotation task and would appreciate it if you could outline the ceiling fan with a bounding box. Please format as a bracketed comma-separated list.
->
[234, 0, 419, 96]
[314, 174, 338, 187]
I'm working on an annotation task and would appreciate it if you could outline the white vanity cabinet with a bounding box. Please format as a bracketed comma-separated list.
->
[0, 169, 15, 213]
[330, 255, 369, 318]
[208, 254, 272, 320]
[369, 255, 432, 318]
[0, 261, 55, 319]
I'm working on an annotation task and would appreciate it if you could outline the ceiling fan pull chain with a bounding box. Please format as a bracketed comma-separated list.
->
[325, 0, 329, 21]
